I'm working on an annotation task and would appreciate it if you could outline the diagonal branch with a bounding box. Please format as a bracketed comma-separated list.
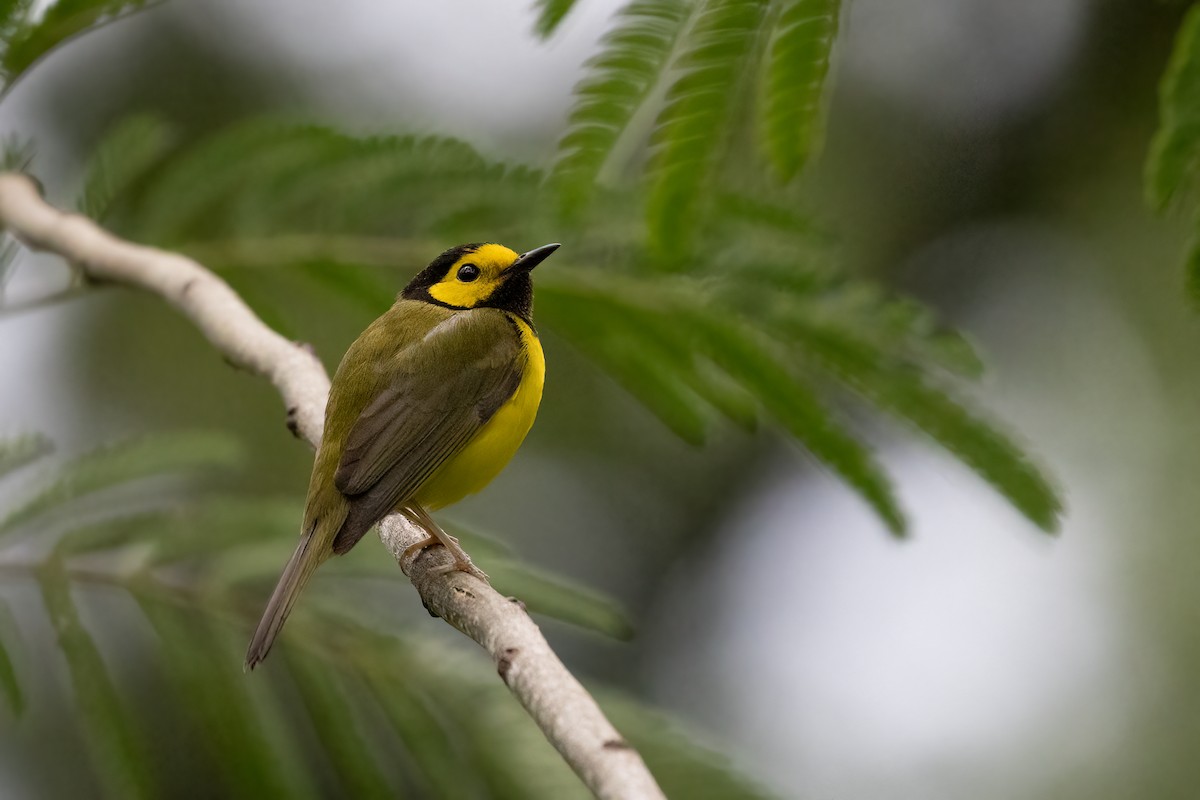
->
[0, 172, 665, 800]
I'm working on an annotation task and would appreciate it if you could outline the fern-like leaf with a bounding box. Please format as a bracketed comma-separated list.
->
[1, 0, 156, 84]
[0, 431, 243, 535]
[759, 0, 840, 180]
[286, 652, 394, 799]
[783, 317, 1062, 531]
[646, 0, 769, 256]
[537, 287, 714, 443]
[602, 695, 778, 800]
[1147, 4, 1200, 211]
[533, 0, 579, 37]
[40, 557, 156, 797]
[0, 236, 18, 296]
[348, 629, 779, 800]
[0, 132, 33, 171]
[486, 560, 636, 640]
[0, 432, 50, 479]
[78, 112, 175, 220]
[686, 312, 906, 533]
[365, 669, 485, 799]
[137, 599, 298, 797]
[0, 599, 22, 715]
[553, 0, 690, 210]
[0, 0, 32, 39]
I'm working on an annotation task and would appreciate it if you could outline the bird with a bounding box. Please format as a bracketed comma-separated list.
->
[245, 241, 559, 669]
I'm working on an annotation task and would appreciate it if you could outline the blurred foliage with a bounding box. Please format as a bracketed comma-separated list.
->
[547, 0, 842, 249]
[0, 0, 1107, 795]
[1148, 2, 1200, 301]
[0, 0, 157, 90]
[534, 0, 579, 37]
[0, 431, 764, 797]
[73, 109, 1061, 536]
[0, 0, 1064, 537]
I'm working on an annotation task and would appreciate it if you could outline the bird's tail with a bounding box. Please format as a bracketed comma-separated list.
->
[245, 525, 324, 670]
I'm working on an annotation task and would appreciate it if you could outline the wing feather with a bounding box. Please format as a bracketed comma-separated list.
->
[330, 311, 525, 545]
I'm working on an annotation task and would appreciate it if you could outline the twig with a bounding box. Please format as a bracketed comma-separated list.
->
[0, 172, 665, 800]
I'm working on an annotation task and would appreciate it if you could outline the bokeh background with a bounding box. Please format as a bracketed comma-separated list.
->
[1, 1, 1197, 798]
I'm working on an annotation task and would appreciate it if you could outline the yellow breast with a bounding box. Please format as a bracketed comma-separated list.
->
[414, 315, 545, 510]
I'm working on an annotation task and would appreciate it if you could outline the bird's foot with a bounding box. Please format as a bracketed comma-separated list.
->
[431, 558, 489, 583]
[401, 532, 489, 583]
[402, 535, 440, 562]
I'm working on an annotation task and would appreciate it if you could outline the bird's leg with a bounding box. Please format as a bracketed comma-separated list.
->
[400, 503, 489, 583]
[401, 534, 440, 561]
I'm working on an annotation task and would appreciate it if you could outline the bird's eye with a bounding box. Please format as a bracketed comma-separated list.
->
[457, 264, 480, 282]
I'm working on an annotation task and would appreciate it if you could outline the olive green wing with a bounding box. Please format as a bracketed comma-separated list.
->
[330, 311, 524, 552]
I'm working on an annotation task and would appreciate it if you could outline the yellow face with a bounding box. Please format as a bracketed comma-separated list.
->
[426, 244, 520, 308]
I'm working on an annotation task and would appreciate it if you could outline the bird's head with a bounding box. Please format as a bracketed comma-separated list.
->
[402, 242, 559, 321]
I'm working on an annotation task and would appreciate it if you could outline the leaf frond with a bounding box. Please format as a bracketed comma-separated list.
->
[781, 316, 1062, 531]
[78, 112, 175, 221]
[0, 431, 244, 535]
[39, 556, 156, 797]
[533, 0, 580, 38]
[759, 0, 840, 180]
[1147, 4, 1200, 211]
[1, 0, 158, 86]
[552, 0, 691, 211]
[0, 432, 51, 480]
[645, 0, 770, 256]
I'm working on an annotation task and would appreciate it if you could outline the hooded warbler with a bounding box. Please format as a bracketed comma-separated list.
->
[246, 242, 559, 668]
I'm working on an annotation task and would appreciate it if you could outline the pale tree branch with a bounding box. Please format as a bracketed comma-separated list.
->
[0, 173, 665, 800]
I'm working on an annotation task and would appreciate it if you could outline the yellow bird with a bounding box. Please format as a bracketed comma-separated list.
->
[246, 242, 559, 668]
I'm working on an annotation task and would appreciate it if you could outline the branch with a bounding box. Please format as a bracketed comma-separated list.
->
[0, 173, 665, 800]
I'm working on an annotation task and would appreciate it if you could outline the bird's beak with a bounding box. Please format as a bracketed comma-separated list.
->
[508, 243, 560, 274]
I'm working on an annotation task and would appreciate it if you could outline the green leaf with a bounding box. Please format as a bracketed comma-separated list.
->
[717, 191, 837, 245]
[784, 317, 1063, 532]
[339, 628, 591, 800]
[486, 559, 635, 640]
[759, 0, 840, 180]
[686, 312, 906, 534]
[532, 0, 578, 37]
[552, 0, 690, 210]
[1187, 229, 1200, 306]
[602, 694, 779, 800]
[0, 235, 18, 294]
[286, 651, 394, 799]
[79, 112, 175, 220]
[1147, 4, 1200, 210]
[39, 557, 156, 797]
[0, 432, 51, 479]
[294, 259, 396, 314]
[134, 119, 343, 244]
[365, 665, 486, 799]
[53, 511, 166, 557]
[0, 598, 23, 715]
[55, 496, 296, 560]
[542, 280, 760, 433]
[0, 0, 33, 39]
[2, 0, 155, 84]
[0, 431, 244, 534]
[145, 497, 298, 565]
[137, 596, 297, 798]
[127, 120, 528, 249]
[646, 0, 769, 256]
[0, 132, 33, 172]
[538, 288, 713, 443]
[433, 667, 591, 800]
